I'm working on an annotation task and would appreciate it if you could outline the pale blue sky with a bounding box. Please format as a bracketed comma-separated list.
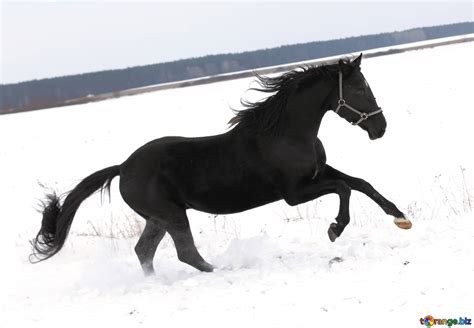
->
[1, 1, 472, 84]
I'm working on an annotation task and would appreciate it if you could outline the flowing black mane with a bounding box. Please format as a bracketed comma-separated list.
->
[228, 61, 344, 134]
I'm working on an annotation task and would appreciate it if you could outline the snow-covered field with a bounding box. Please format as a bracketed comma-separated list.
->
[1, 42, 473, 327]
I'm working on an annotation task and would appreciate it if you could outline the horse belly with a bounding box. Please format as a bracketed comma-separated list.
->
[184, 175, 281, 215]
[137, 136, 282, 214]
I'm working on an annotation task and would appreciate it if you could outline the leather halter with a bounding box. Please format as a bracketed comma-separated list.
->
[334, 71, 383, 125]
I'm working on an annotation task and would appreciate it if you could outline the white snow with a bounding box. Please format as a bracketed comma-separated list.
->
[1, 42, 473, 328]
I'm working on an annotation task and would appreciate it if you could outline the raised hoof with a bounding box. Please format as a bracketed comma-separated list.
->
[394, 217, 412, 230]
[328, 223, 339, 242]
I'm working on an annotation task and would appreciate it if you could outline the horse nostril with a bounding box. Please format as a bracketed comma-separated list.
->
[380, 127, 386, 136]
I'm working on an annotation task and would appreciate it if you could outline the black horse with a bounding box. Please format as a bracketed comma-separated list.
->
[31, 55, 412, 275]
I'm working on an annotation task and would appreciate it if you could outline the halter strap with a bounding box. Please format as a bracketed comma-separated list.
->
[334, 71, 383, 125]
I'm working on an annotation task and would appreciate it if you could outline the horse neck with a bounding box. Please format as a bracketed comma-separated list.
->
[282, 78, 336, 139]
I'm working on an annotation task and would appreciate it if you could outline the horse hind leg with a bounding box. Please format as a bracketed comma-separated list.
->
[166, 213, 214, 273]
[140, 201, 214, 273]
[135, 217, 166, 276]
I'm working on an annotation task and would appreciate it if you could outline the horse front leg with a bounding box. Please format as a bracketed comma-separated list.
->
[284, 179, 352, 242]
[323, 165, 412, 229]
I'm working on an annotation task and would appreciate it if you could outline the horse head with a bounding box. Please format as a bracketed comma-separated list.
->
[329, 54, 387, 140]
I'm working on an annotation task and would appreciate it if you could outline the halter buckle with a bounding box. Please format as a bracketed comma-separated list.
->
[338, 99, 345, 106]
[360, 112, 369, 120]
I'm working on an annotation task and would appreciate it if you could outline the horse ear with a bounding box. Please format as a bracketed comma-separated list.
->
[351, 53, 363, 67]
[338, 59, 352, 75]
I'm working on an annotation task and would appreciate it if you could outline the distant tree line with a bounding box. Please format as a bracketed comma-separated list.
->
[1, 22, 472, 113]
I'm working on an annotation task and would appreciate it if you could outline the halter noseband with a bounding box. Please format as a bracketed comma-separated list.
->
[334, 71, 383, 125]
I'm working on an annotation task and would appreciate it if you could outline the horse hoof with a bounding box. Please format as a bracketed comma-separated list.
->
[199, 261, 215, 273]
[394, 217, 412, 229]
[328, 223, 338, 242]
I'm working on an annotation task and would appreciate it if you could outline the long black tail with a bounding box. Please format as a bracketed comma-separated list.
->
[30, 165, 121, 262]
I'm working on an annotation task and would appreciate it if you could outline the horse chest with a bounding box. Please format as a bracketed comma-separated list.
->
[261, 138, 325, 180]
